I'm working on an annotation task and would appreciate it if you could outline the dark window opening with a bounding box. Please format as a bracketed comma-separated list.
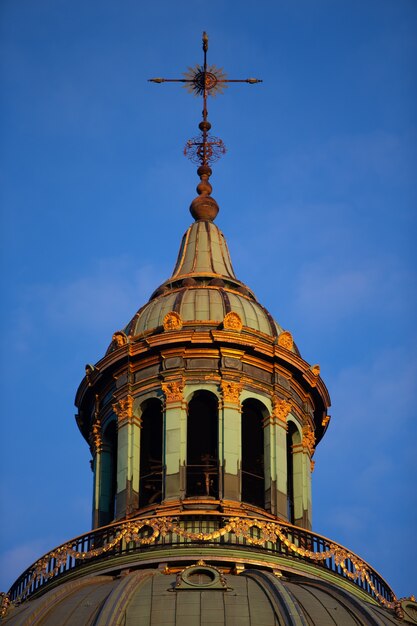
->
[241, 399, 265, 508]
[101, 421, 117, 525]
[186, 391, 219, 498]
[140, 398, 163, 507]
[287, 422, 298, 524]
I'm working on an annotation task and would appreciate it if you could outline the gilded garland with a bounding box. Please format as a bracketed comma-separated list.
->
[10, 515, 400, 612]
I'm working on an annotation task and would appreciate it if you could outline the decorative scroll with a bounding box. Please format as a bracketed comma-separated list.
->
[220, 381, 241, 404]
[302, 426, 316, 456]
[223, 311, 243, 332]
[277, 331, 293, 350]
[113, 396, 134, 423]
[11, 515, 401, 612]
[163, 312, 183, 331]
[162, 380, 184, 403]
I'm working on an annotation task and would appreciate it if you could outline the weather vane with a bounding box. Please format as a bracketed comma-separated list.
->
[149, 32, 262, 221]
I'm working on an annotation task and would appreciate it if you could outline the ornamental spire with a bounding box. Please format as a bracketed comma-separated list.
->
[149, 31, 262, 221]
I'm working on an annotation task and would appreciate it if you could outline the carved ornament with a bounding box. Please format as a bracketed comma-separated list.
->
[14, 515, 400, 612]
[322, 414, 330, 428]
[310, 364, 320, 377]
[220, 380, 241, 404]
[272, 397, 292, 425]
[85, 363, 96, 386]
[302, 425, 316, 456]
[113, 396, 134, 422]
[112, 331, 128, 348]
[162, 380, 184, 403]
[0, 594, 10, 619]
[90, 420, 102, 454]
[310, 460, 315, 473]
[277, 331, 293, 350]
[163, 311, 183, 331]
[223, 311, 243, 332]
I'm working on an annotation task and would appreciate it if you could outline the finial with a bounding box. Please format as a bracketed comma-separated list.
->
[149, 32, 262, 221]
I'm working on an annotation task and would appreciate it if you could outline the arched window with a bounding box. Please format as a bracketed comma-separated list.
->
[186, 391, 219, 498]
[241, 399, 265, 508]
[139, 398, 163, 507]
[286, 422, 301, 524]
[100, 421, 117, 525]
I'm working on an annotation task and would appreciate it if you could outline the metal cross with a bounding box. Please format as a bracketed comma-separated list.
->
[149, 32, 262, 168]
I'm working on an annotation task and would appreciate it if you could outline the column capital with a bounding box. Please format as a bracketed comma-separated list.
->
[162, 378, 185, 404]
[271, 396, 292, 429]
[113, 395, 141, 428]
[220, 380, 242, 405]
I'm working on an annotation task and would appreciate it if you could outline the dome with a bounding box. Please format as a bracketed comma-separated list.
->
[4, 565, 413, 625]
[117, 220, 295, 349]
[126, 286, 284, 338]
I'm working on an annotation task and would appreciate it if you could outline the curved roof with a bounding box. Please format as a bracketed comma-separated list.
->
[119, 220, 293, 347]
[127, 286, 283, 338]
[4, 567, 412, 625]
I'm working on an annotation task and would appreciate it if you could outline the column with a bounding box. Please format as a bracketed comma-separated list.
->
[271, 396, 292, 518]
[113, 395, 141, 519]
[301, 425, 315, 529]
[220, 381, 241, 502]
[162, 379, 186, 501]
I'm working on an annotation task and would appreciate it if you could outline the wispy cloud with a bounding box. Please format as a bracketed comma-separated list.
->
[9, 256, 168, 353]
[293, 256, 415, 324]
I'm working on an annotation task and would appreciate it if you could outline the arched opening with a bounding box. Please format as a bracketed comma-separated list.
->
[241, 399, 265, 508]
[100, 421, 117, 525]
[139, 398, 163, 507]
[287, 422, 301, 524]
[186, 391, 219, 498]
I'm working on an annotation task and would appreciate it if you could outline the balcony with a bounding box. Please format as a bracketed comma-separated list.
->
[6, 512, 397, 613]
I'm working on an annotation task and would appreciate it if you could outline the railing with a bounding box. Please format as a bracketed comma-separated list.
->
[6, 513, 397, 610]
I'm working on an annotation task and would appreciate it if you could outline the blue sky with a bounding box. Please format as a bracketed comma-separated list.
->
[1, 0, 416, 598]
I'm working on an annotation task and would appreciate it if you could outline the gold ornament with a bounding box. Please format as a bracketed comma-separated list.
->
[112, 331, 127, 348]
[322, 415, 330, 427]
[0, 594, 10, 619]
[302, 425, 316, 456]
[113, 396, 133, 422]
[220, 380, 241, 404]
[10, 514, 398, 611]
[223, 311, 243, 332]
[310, 364, 320, 377]
[90, 420, 102, 454]
[277, 331, 293, 350]
[162, 380, 184, 403]
[163, 311, 183, 331]
[272, 397, 292, 424]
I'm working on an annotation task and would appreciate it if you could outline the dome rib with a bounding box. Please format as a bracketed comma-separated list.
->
[171, 220, 237, 281]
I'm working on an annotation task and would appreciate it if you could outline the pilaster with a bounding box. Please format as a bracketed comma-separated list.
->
[269, 396, 292, 518]
[113, 396, 141, 518]
[220, 381, 242, 501]
[162, 379, 186, 501]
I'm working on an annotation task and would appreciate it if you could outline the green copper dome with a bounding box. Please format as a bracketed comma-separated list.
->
[122, 220, 294, 346]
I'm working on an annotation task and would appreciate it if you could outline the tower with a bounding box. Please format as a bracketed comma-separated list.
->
[1, 33, 416, 625]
